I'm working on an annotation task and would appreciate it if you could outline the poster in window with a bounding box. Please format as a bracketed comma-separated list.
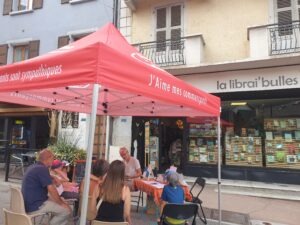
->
[200, 154, 208, 162]
[265, 132, 273, 140]
[286, 155, 297, 164]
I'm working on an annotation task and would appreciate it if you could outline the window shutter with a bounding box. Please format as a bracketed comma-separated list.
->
[28, 40, 40, 59]
[156, 8, 166, 29]
[61, 0, 70, 4]
[277, 0, 291, 8]
[0, 44, 8, 65]
[58, 36, 70, 48]
[171, 5, 181, 27]
[3, 0, 12, 15]
[33, 0, 43, 10]
[278, 10, 292, 24]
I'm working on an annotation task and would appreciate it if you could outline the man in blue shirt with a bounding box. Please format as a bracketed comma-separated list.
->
[22, 149, 71, 225]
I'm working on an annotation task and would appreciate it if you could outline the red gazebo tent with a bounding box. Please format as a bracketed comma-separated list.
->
[0, 23, 222, 224]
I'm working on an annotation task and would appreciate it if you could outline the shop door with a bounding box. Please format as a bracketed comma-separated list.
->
[159, 118, 184, 172]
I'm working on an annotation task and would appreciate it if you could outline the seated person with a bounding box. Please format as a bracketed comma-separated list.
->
[95, 160, 132, 225]
[119, 147, 142, 190]
[51, 159, 79, 200]
[22, 149, 71, 225]
[159, 171, 185, 225]
[79, 159, 109, 220]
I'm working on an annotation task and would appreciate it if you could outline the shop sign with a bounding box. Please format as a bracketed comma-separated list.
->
[181, 65, 300, 93]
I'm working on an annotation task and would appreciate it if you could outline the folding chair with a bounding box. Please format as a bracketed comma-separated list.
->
[130, 190, 144, 212]
[188, 177, 207, 224]
[3, 208, 33, 225]
[91, 221, 128, 225]
[159, 203, 198, 225]
[10, 186, 48, 225]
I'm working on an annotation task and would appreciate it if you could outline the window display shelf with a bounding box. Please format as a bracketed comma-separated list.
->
[188, 123, 218, 165]
[264, 118, 300, 169]
[225, 136, 263, 167]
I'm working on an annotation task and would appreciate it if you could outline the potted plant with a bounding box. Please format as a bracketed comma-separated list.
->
[48, 132, 86, 180]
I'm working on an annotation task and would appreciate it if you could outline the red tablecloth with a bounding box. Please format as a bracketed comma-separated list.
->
[134, 179, 192, 205]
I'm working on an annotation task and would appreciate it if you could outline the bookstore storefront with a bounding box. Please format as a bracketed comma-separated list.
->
[180, 64, 300, 184]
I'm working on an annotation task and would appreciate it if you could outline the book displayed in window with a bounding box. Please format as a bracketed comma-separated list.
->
[264, 118, 300, 169]
[226, 136, 262, 167]
[188, 123, 218, 165]
[265, 132, 273, 140]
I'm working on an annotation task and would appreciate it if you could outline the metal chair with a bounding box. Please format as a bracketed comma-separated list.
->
[131, 190, 144, 212]
[10, 186, 48, 225]
[3, 208, 33, 225]
[159, 203, 198, 225]
[91, 221, 129, 225]
[188, 177, 207, 224]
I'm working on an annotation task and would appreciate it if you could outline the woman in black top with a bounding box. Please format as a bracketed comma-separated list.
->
[96, 160, 132, 224]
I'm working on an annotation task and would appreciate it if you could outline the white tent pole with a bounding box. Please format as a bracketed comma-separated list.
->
[79, 84, 100, 225]
[105, 115, 110, 160]
[217, 115, 222, 225]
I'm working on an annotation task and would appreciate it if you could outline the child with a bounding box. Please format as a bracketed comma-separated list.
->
[159, 171, 185, 225]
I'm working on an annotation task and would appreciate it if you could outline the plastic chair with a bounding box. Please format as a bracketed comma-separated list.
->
[159, 203, 198, 225]
[3, 208, 33, 225]
[188, 177, 207, 224]
[91, 221, 129, 225]
[10, 186, 47, 224]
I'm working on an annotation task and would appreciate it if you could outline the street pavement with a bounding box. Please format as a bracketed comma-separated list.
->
[1, 168, 300, 225]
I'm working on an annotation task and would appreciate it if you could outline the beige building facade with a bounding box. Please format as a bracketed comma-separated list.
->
[117, 0, 300, 184]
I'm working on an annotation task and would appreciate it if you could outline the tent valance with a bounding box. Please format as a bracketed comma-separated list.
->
[0, 23, 220, 117]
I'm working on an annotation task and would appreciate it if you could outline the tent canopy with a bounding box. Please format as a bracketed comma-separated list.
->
[0, 23, 220, 117]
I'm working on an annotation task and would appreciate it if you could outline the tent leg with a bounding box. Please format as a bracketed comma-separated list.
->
[79, 84, 100, 225]
[217, 116, 222, 225]
[105, 115, 110, 161]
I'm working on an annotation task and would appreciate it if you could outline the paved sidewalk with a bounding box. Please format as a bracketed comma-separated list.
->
[1, 168, 300, 225]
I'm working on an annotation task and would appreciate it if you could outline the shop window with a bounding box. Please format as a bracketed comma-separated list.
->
[219, 98, 300, 170]
[187, 117, 219, 165]
[61, 111, 79, 128]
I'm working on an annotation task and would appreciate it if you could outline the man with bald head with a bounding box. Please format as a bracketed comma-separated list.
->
[119, 147, 142, 190]
[22, 149, 71, 225]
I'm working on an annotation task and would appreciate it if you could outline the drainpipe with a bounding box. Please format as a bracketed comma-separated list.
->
[113, 0, 119, 28]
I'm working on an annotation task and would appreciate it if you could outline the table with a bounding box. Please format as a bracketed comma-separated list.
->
[134, 179, 192, 214]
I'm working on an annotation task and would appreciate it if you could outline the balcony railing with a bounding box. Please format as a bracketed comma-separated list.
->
[135, 39, 185, 67]
[268, 21, 300, 55]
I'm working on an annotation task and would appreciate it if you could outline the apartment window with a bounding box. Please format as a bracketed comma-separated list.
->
[13, 0, 32, 11]
[275, 0, 300, 35]
[3, 0, 43, 15]
[0, 45, 8, 66]
[57, 32, 90, 48]
[155, 4, 183, 51]
[13, 45, 29, 62]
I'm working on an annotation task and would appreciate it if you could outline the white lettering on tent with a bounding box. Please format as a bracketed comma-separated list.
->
[148, 74, 207, 105]
[0, 64, 62, 83]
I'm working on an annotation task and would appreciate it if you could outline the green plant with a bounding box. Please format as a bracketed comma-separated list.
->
[48, 132, 86, 165]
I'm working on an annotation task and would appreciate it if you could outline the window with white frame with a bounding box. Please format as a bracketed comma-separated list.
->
[275, 0, 300, 35]
[155, 4, 183, 51]
[13, 45, 29, 63]
[13, 0, 33, 11]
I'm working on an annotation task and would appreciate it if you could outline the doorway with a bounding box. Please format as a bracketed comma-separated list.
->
[159, 118, 184, 172]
